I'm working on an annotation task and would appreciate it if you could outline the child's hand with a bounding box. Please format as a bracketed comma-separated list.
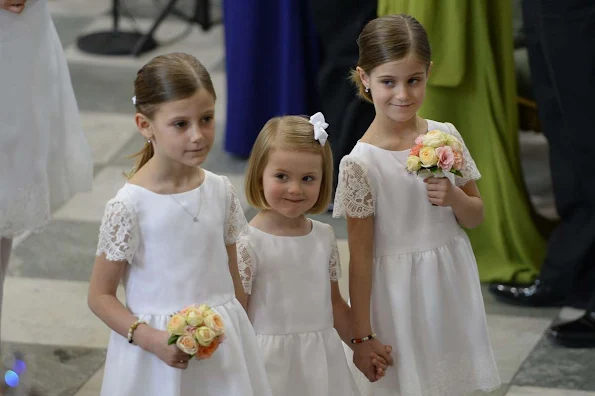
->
[136, 327, 193, 369]
[354, 339, 394, 382]
[370, 345, 392, 379]
[424, 176, 459, 207]
[1, 0, 27, 14]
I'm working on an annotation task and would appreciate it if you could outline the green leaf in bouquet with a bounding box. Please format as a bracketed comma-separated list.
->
[452, 170, 463, 177]
[167, 334, 179, 345]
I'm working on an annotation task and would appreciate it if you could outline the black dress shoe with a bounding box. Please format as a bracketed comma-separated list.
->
[547, 312, 595, 348]
[488, 279, 566, 307]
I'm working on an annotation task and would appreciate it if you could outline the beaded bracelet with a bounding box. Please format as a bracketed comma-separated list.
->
[351, 333, 377, 345]
[127, 319, 147, 344]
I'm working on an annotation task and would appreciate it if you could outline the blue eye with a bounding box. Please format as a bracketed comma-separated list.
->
[381, 80, 395, 87]
[408, 78, 420, 85]
[303, 176, 315, 182]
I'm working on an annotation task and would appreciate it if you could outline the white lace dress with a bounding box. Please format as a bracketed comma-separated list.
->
[0, 0, 92, 237]
[333, 120, 501, 396]
[96, 171, 272, 396]
[237, 220, 360, 396]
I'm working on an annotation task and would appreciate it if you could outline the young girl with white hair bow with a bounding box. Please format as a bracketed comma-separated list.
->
[235, 113, 391, 396]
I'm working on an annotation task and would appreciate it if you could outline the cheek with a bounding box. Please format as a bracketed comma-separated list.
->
[414, 84, 427, 99]
[262, 178, 283, 198]
[376, 88, 394, 103]
[306, 181, 322, 198]
[202, 125, 216, 143]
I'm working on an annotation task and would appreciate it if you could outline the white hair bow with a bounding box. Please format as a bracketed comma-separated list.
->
[132, 96, 137, 105]
[309, 112, 329, 146]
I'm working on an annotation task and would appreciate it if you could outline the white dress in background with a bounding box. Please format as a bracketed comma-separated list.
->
[96, 171, 272, 396]
[333, 120, 501, 396]
[237, 219, 360, 396]
[0, 0, 92, 237]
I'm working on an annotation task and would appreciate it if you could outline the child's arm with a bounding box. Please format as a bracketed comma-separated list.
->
[331, 281, 390, 377]
[425, 178, 484, 228]
[87, 257, 133, 339]
[227, 243, 249, 310]
[451, 181, 483, 228]
[331, 281, 352, 347]
[347, 216, 375, 344]
[88, 255, 190, 369]
[347, 216, 394, 381]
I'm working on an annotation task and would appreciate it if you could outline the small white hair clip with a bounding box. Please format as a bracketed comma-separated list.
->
[309, 112, 329, 147]
[132, 96, 137, 105]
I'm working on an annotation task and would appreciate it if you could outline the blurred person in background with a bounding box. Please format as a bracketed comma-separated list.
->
[490, 0, 595, 348]
[307, 0, 377, 204]
[0, 0, 92, 348]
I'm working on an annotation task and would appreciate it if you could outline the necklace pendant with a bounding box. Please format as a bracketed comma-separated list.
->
[193, 217, 198, 222]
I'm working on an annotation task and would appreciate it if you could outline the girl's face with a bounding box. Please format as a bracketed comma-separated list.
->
[361, 55, 430, 123]
[261, 149, 323, 218]
[139, 89, 216, 168]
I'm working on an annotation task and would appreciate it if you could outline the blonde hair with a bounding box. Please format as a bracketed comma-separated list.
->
[127, 53, 216, 178]
[350, 14, 431, 103]
[245, 116, 333, 214]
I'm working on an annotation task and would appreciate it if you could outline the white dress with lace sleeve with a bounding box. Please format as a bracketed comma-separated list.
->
[96, 170, 272, 396]
[332, 119, 500, 396]
[240, 220, 358, 396]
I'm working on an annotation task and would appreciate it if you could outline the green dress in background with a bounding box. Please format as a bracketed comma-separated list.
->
[377, 0, 546, 281]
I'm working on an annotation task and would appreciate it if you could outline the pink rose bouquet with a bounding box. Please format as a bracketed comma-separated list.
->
[405, 130, 465, 178]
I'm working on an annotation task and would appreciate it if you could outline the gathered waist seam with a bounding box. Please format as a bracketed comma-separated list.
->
[254, 324, 335, 336]
[129, 296, 236, 317]
[374, 230, 466, 258]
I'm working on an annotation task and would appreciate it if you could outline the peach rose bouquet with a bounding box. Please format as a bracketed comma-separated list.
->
[406, 130, 465, 179]
[167, 304, 225, 360]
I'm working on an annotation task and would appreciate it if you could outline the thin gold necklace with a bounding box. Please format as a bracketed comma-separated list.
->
[165, 173, 204, 223]
[169, 189, 202, 222]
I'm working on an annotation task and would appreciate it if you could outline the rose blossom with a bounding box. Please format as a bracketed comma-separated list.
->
[409, 143, 423, 157]
[435, 146, 455, 172]
[453, 150, 465, 170]
[176, 334, 198, 355]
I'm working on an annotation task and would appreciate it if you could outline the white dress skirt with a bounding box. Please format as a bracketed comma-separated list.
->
[0, 0, 92, 237]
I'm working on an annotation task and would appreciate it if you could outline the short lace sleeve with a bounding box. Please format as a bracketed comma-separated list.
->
[327, 225, 342, 282]
[444, 122, 482, 186]
[236, 229, 256, 295]
[332, 156, 375, 218]
[96, 197, 139, 263]
[223, 176, 248, 245]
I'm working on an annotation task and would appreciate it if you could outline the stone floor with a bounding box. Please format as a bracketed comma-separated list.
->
[1, 1, 594, 395]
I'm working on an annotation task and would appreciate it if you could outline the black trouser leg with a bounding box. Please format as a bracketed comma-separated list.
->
[522, 0, 595, 299]
[308, 0, 377, 194]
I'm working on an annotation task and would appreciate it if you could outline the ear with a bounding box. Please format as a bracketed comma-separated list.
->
[135, 113, 153, 140]
[426, 61, 433, 79]
[356, 66, 371, 91]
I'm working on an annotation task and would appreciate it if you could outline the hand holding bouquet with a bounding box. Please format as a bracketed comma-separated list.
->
[167, 304, 225, 360]
[406, 130, 465, 179]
